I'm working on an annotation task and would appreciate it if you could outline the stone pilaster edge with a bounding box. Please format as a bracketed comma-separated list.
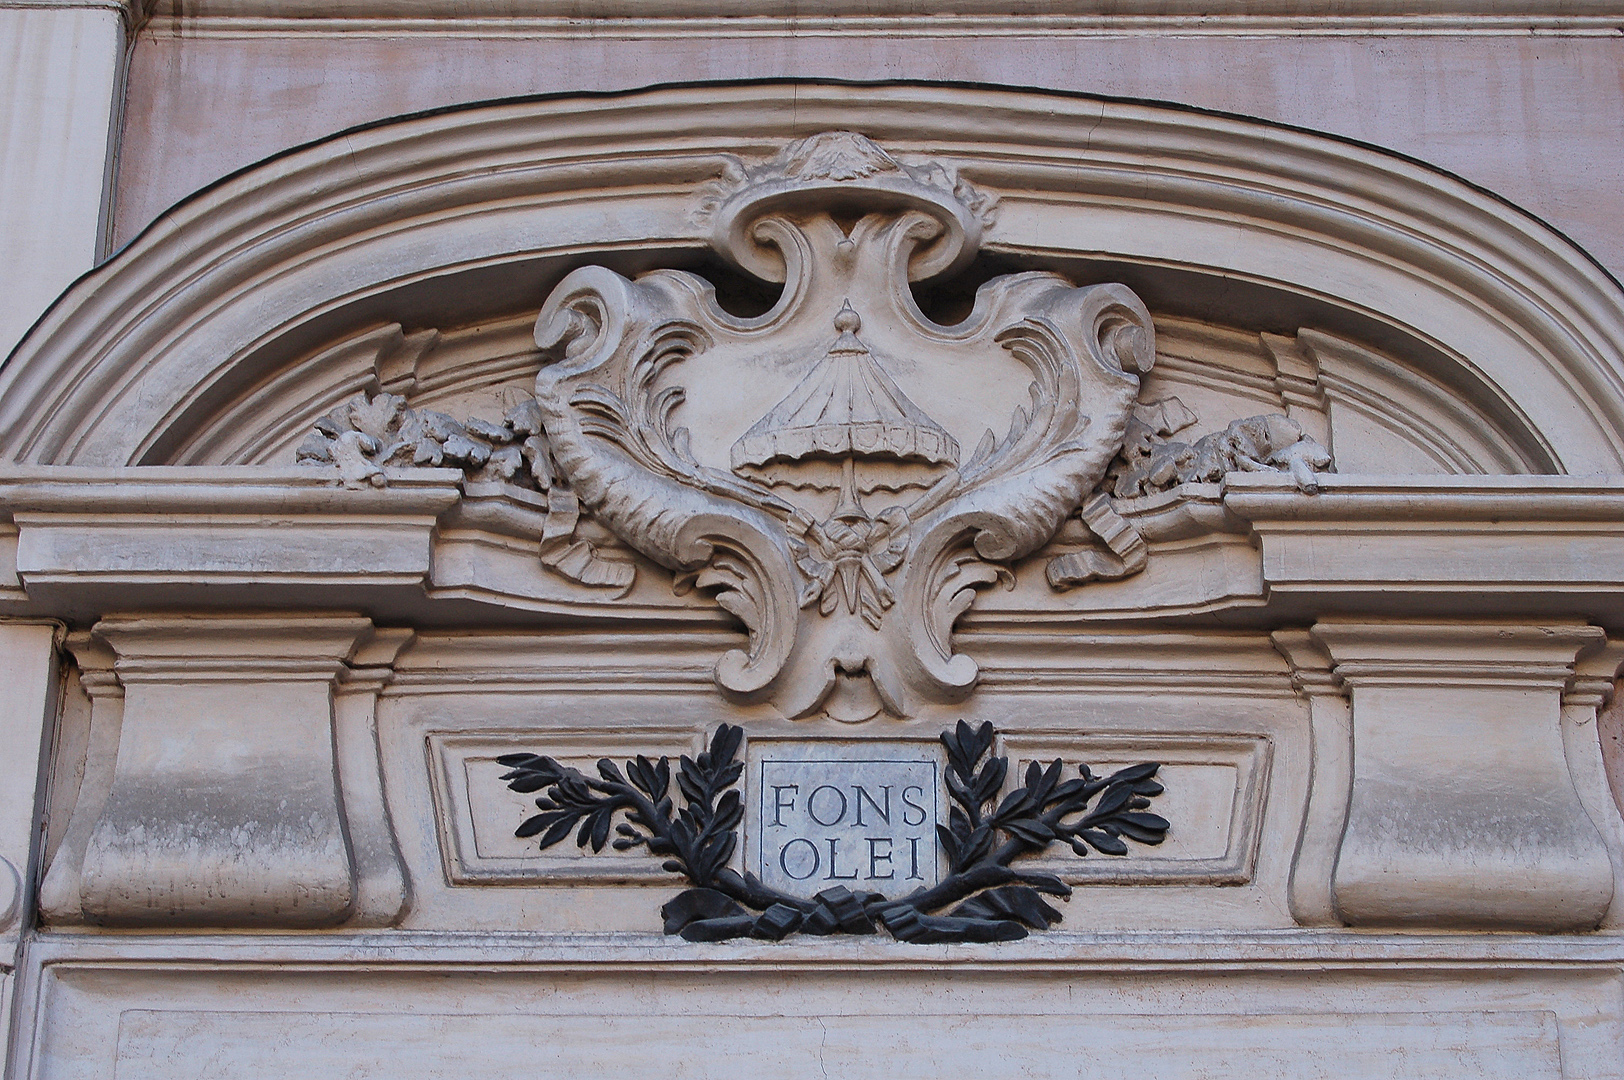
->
[0, 0, 138, 24]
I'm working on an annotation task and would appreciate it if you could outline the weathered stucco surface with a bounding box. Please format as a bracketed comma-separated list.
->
[116, 32, 1624, 279]
[7, 10, 1624, 1077]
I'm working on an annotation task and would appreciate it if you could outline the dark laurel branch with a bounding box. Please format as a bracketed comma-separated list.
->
[496, 720, 1169, 944]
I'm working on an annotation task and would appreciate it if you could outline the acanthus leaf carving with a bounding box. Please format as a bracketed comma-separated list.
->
[1107, 407, 1333, 500]
[1046, 398, 1335, 590]
[297, 389, 635, 595]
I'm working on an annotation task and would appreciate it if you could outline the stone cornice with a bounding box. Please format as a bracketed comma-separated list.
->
[22, 2, 1622, 72]
[8, 470, 1624, 625]
[132, 0, 1624, 23]
[0, 0, 131, 13]
[28, 928, 1624, 967]
[132, 9, 1624, 39]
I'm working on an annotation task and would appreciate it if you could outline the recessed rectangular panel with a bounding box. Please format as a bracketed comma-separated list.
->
[428, 728, 701, 884]
[113, 1009, 1561, 1080]
[431, 730, 1268, 889]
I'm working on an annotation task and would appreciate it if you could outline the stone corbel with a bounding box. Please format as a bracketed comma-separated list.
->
[334, 627, 414, 927]
[1560, 637, 1624, 930]
[37, 631, 123, 925]
[1313, 620, 1615, 931]
[70, 614, 404, 928]
[1270, 629, 1350, 927]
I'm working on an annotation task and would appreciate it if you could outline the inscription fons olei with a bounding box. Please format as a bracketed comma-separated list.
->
[496, 722, 1170, 944]
[754, 749, 941, 896]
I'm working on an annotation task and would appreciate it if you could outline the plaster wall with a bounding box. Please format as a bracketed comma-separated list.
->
[0, 5, 122, 357]
[115, 30, 1624, 281]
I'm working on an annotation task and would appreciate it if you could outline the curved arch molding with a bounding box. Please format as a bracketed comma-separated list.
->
[10, 82, 1624, 944]
[3, 81, 1624, 472]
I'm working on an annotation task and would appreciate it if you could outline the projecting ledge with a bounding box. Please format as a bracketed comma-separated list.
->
[0, 467, 462, 614]
[28, 927, 1624, 969]
[1224, 473, 1624, 619]
[1022, 474, 1624, 622]
[8, 470, 1624, 625]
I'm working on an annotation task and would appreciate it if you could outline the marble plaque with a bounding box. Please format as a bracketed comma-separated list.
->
[747, 741, 943, 898]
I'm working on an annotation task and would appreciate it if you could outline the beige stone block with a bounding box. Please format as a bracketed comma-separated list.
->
[112, 1008, 1562, 1079]
[25, 945, 1624, 1080]
[112, 33, 1624, 292]
[0, 621, 60, 942]
[1316, 621, 1616, 931]
[76, 614, 375, 927]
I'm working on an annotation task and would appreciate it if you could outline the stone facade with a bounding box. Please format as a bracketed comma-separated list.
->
[4, 5, 1624, 1076]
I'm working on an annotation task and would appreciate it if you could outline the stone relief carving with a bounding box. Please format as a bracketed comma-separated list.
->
[496, 721, 1169, 944]
[529, 131, 1156, 720]
[294, 132, 1334, 717]
[1107, 404, 1332, 499]
[1046, 398, 1332, 588]
[297, 390, 634, 592]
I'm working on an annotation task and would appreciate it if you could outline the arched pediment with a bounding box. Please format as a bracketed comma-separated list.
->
[1, 81, 1620, 475]
[7, 81, 1624, 717]
[12, 73, 1624, 963]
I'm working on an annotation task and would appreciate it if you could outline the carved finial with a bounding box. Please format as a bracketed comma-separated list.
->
[778, 131, 901, 182]
[834, 300, 861, 335]
[699, 131, 997, 284]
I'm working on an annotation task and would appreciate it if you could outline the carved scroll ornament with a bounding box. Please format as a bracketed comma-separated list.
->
[531, 132, 1155, 720]
[292, 131, 1334, 718]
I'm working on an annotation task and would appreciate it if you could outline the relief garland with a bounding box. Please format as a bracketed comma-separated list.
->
[496, 721, 1169, 943]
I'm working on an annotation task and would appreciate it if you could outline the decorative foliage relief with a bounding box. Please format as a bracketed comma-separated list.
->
[1044, 398, 1332, 588]
[497, 722, 1169, 944]
[295, 131, 1333, 717]
[1107, 402, 1332, 498]
[297, 391, 632, 591]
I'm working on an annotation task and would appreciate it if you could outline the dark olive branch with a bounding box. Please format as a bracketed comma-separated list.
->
[497, 720, 1168, 944]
